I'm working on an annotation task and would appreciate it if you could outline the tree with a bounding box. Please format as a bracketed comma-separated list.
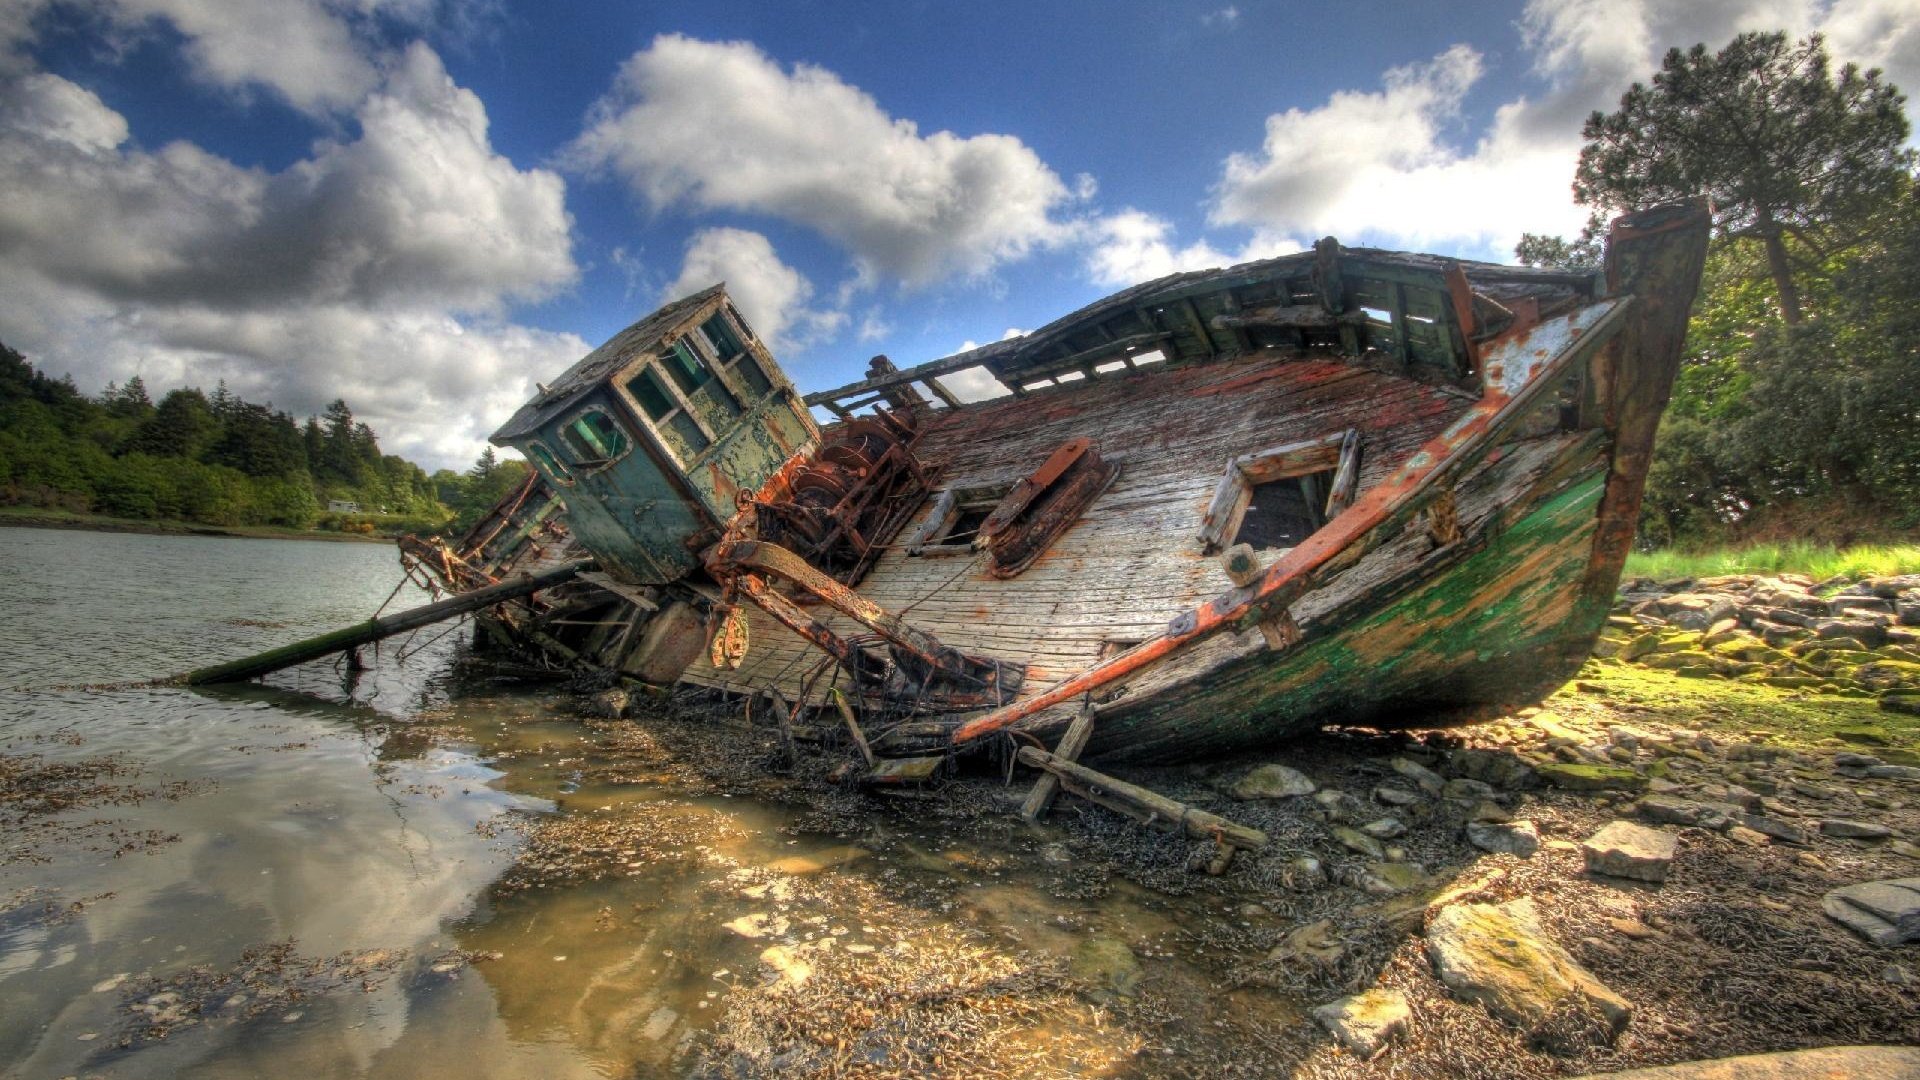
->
[126, 388, 214, 459]
[1513, 230, 1602, 270]
[1574, 32, 1913, 324]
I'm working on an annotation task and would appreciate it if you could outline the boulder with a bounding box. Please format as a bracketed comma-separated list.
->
[1231, 764, 1317, 800]
[1821, 878, 1920, 946]
[1582, 821, 1678, 883]
[1466, 819, 1541, 858]
[1310, 988, 1411, 1059]
[1564, 1045, 1920, 1080]
[1426, 897, 1631, 1047]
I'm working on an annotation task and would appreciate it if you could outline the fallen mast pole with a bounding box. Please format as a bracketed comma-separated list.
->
[177, 559, 596, 686]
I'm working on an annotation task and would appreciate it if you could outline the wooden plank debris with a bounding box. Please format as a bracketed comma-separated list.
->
[1016, 745, 1268, 861]
[1020, 704, 1097, 821]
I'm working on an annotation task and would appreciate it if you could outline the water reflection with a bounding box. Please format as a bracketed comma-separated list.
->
[1, 530, 1289, 1079]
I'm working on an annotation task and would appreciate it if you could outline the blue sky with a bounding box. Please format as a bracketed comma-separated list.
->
[3, 0, 1917, 469]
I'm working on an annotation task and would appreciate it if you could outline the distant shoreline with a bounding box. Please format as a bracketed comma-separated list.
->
[0, 508, 396, 544]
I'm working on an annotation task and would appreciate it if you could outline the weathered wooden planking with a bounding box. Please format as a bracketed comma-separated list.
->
[680, 349, 1471, 702]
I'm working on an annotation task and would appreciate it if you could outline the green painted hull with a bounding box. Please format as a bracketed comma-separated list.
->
[1092, 468, 1611, 762]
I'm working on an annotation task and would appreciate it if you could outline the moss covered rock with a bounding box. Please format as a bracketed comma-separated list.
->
[1536, 763, 1648, 792]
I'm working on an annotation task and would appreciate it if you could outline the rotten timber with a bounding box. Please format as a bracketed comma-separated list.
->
[1015, 745, 1267, 857]
[179, 559, 595, 685]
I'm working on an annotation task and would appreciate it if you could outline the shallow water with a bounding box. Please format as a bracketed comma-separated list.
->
[0, 527, 1256, 1078]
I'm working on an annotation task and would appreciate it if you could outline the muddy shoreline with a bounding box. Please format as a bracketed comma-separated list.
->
[7, 639, 1916, 1077]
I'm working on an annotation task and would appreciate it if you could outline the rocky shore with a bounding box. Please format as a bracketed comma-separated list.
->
[582, 570, 1920, 1077]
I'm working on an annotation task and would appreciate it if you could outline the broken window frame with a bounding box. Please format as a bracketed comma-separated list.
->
[902, 481, 1014, 556]
[1198, 429, 1362, 554]
[696, 310, 776, 400]
[556, 406, 635, 471]
[619, 361, 715, 468]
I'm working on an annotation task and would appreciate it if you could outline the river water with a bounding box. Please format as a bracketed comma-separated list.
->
[1, 527, 1261, 1079]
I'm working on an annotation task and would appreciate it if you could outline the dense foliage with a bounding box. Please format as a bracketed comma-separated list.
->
[1526, 32, 1920, 548]
[0, 343, 502, 533]
[1575, 32, 1912, 324]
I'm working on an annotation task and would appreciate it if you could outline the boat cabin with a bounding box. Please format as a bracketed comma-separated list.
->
[489, 285, 817, 583]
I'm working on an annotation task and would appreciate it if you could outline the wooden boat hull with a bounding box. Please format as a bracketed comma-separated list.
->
[399, 201, 1710, 770]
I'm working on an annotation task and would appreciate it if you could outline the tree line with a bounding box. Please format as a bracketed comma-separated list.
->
[0, 343, 523, 535]
[1518, 31, 1919, 547]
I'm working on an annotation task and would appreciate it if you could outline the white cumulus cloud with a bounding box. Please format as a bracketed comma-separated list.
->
[663, 227, 846, 354]
[1083, 209, 1302, 288]
[568, 34, 1080, 287]
[1207, 0, 1920, 261]
[0, 43, 584, 469]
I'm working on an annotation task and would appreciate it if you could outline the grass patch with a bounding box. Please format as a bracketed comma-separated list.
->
[1624, 541, 1920, 583]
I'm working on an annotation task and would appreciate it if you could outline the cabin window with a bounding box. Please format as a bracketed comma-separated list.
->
[526, 441, 571, 485]
[628, 366, 677, 422]
[700, 312, 746, 361]
[558, 407, 631, 467]
[732, 352, 774, 397]
[624, 365, 712, 463]
[663, 340, 715, 395]
[1198, 429, 1362, 554]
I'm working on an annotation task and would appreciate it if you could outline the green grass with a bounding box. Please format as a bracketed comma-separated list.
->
[1624, 541, 1920, 583]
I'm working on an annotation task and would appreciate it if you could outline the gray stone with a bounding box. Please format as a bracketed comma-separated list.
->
[1069, 936, 1143, 998]
[583, 688, 630, 719]
[1866, 764, 1920, 781]
[1443, 777, 1498, 800]
[1583, 821, 1678, 883]
[1833, 751, 1884, 769]
[1354, 861, 1425, 895]
[1426, 897, 1631, 1047]
[1232, 764, 1317, 800]
[1563, 1045, 1920, 1080]
[1391, 756, 1445, 795]
[1467, 819, 1541, 858]
[1735, 813, 1807, 845]
[1284, 855, 1328, 890]
[1637, 795, 1729, 831]
[1820, 818, 1893, 840]
[1312, 788, 1368, 823]
[1373, 785, 1421, 807]
[1360, 817, 1407, 840]
[1310, 988, 1411, 1059]
[1821, 878, 1920, 946]
[1332, 825, 1387, 860]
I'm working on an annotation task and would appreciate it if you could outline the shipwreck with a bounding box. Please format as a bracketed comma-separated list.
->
[186, 202, 1710, 861]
